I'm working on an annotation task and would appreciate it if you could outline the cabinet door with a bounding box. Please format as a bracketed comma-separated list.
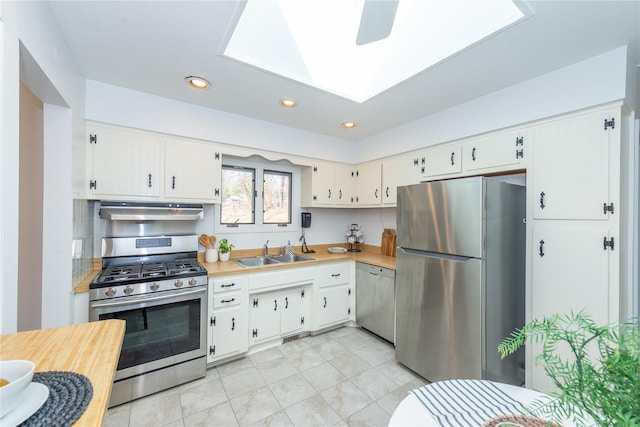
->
[530, 223, 611, 391]
[532, 110, 614, 220]
[314, 285, 351, 330]
[421, 144, 462, 178]
[87, 125, 162, 199]
[382, 154, 419, 206]
[311, 164, 335, 205]
[210, 306, 245, 362]
[249, 293, 281, 344]
[463, 129, 525, 172]
[355, 161, 382, 206]
[334, 164, 354, 206]
[165, 139, 221, 202]
[280, 288, 305, 336]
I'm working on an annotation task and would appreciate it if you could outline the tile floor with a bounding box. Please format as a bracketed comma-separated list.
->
[103, 326, 428, 427]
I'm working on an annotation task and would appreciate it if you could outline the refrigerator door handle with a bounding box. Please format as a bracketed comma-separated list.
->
[399, 247, 475, 262]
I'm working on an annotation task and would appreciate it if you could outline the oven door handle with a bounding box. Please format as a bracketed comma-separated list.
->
[91, 287, 206, 309]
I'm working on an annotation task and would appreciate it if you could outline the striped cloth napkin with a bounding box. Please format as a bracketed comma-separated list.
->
[410, 379, 524, 427]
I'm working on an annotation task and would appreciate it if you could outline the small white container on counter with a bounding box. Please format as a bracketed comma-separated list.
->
[205, 248, 218, 263]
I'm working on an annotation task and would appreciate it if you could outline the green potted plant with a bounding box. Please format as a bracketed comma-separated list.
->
[218, 238, 234, 261]
[498, 311, 640, 426]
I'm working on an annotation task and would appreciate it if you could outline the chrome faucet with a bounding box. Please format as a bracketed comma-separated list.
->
[264, 240, 269, 256]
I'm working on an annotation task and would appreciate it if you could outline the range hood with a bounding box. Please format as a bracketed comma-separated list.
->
[99, 201, 204, 221]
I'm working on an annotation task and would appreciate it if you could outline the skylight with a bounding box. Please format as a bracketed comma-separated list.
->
[223, 0, 526, 103]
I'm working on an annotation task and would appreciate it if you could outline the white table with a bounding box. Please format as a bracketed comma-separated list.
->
[389, 381, 579, 427]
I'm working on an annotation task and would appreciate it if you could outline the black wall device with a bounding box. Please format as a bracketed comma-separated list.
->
[301, 212, 312, 228]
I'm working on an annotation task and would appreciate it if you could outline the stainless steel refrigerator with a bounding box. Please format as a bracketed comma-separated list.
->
[395, 176, 525, 385]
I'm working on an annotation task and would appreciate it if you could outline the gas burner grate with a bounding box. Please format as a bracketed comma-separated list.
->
[141, 262, 167, 278]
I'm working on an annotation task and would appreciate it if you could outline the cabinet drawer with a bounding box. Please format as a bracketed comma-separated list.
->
[213, 292, 241, 308]
[315, 262, 350, 287]
[212, 276, 248, 293]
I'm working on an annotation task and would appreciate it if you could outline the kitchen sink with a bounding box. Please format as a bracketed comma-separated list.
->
[232, 254, 314, 268]
[269, 254, 314, 263]
[233, 256, 281, 268]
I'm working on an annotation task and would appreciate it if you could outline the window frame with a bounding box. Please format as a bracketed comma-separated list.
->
[220, 165, 256, 225]
[214, 157, 301, 234]
[262, 169, 292, 225]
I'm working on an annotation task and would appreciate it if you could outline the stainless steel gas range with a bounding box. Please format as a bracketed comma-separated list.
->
[89, 234, 208, 407]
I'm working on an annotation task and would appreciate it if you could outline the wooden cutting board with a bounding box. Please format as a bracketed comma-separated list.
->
[381, 228, 396, 257]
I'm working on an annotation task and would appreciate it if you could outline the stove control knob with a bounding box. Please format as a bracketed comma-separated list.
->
[174, 279, 184, 288]
[188, 278, 197, 286]
[124, 285, 134, 295]
[150, 282, 160, 291]
[105, 287, 116, 297]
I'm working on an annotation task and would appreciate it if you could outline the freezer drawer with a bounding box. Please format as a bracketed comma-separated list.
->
[356, 263, 395, 343]
[395, 249, 482, 382]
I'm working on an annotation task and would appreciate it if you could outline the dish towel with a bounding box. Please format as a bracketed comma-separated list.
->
[410, 379, 524, 427]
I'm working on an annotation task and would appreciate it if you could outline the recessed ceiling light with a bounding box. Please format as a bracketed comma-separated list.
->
[280, 99, 296, 108]
[342, 122, 356, 129]
[185, 76, 210, 89]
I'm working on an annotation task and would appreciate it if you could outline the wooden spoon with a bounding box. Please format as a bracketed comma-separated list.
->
[209, 235, 217, 249]
[199, 234, 210, 249]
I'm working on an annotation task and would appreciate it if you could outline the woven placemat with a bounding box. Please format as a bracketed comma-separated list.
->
[20, 371, 93, 427]
[483, 414, 561, 427]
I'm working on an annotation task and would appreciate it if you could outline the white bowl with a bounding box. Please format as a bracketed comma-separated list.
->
[0, 360, 35, 418]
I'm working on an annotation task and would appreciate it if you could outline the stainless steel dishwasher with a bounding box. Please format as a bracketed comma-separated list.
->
[356, 262, 396, 344]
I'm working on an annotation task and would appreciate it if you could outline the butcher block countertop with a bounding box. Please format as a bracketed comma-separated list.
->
[0, 320, 126, 426]
[201, 243, 396, 276]
[74, 244, 395, 293]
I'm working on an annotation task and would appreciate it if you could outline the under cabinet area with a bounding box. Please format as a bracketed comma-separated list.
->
[249, 287, 310, 345]
[208, 276, 249, 364]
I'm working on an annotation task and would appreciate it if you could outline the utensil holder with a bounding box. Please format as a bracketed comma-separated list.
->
[205, 248, 218, 263]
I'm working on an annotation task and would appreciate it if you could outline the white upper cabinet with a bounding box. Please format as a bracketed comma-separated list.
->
[164, 138, 221, 203]
[301, 163, 353, 207]
[334, 164, 355, 206]
[86, 123, 162, 199]
[354, 161, 382, 206]
[85, 122, 222, 203]
[532, 108, 617, 220]
[420, 144, 462, 179]
[381, 153, 420, 206]
[462, 128, 526, 173]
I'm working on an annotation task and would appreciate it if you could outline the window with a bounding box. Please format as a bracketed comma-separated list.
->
[263, 170, 291, 224]
[221, 165, 255, 224]
[219, 157, 297, 230]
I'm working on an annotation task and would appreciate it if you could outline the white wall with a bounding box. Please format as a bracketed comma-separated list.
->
[1, 1, 85, 333]
[357, 46, 630, 162]
[85, 81, 358, 164]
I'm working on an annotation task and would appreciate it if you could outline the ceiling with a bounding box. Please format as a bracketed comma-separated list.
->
[48, 1, 640, 141]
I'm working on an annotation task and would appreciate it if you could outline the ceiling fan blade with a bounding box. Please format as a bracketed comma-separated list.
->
[356, 0, 399, 46]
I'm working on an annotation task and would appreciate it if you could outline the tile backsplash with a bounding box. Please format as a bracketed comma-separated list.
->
[72, 199, 96, 286]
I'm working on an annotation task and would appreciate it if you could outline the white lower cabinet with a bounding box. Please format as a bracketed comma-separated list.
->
[208, 276, 249, 364]
[249, 287, 309, 345]
[314, 285, 352, 330]
[313, 262, 353, 330]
